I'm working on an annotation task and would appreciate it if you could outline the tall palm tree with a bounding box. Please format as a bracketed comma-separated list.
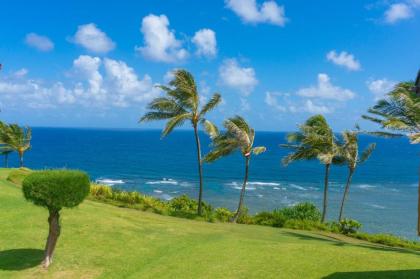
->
[281, 115, 339, 223]
[362, 81, 420, 235]
[0, 122, 31, 167]
[0, 144, 13, 168]
[140, 69, 221, 216]
[204, 116, 266, 223]
[337, 128, 376, 221]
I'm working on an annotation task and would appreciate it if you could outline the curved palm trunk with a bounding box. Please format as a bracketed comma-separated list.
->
[19, 151, 24, 167]
[339, 167, 354, 222]
[321, 163, 331, 223]
[231, 156, 250, 223]
[193, 125, 204, 216]
[43, 210, 61, 268]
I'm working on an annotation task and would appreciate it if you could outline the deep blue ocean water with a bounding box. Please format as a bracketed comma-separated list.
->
[8, 128, 420, 239]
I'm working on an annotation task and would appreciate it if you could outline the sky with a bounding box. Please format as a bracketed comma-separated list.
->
[0, 0, 419, 131]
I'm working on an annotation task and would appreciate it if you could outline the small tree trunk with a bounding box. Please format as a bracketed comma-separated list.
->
[418, 163, 420, 236]
[43, 210, 61, 268]
[231, 156, 250, 223]
[19, 152, 24, 168]
[193, 125, 204, 216]
[321, 163, 331, 223]
[339, 168, 354, 222]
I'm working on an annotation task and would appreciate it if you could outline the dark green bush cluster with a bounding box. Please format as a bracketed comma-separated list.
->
[23, 170, 90, 211]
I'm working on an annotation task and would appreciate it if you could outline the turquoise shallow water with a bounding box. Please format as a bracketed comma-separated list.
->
[10, 127, 419, 239]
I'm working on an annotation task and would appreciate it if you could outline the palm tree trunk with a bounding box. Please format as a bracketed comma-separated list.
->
[43, 210, 61, 268]
[321, 163, 331, 223]
[19, 153, 23, 167]
[339, 168, 354, 222]
[417, 163, 420, 236]
[231, 156, 250, 223]
[193, 125, 204, 216]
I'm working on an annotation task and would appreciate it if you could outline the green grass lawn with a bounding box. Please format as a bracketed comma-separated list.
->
[1, 169, 420, 278]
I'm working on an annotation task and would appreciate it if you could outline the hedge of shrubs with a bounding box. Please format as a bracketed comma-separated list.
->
[89, 183, 420, 251]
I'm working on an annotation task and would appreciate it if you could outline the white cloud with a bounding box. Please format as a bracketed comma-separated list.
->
[225, 0, 287, 26]
[0, 55, 159, 110]
[104, 58, 159, 106]
[326, 50, 361, 71]
[366, 78, 397, 100]
[25, 33, 54, 51]
[240, 98, 251, 111]
[14, 68, 28, 78]
[265, 92, 332, 114]
[265, 92, 286, 112]
[219, 59, 258, 95]
[384, 3, 413, 23]
[192, 29, 217, 58]
[303, 100, 332, 114]
[297, 73, 355, 101]
[72, 23, 115, 53]
[136, 14, 188, 63]
[73, 55, 104, 99]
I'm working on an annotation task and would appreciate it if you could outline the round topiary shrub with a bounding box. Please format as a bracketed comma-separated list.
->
[22, 170, 90, 268]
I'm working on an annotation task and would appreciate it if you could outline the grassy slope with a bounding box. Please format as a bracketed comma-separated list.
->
[0, 169, 420, 279]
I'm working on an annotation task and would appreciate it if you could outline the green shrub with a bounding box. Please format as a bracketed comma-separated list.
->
[22, 170, 90, 267]
[338, 219, 362, 235]
[214, 207, 234, 222]
[236, 207, 255, 224]
[352, 232, 420, 250]
[23, 170, 90, 211]
[254, 210, 286, 227]
[283, 219, 328, 231]
[278, 202, 321, 222]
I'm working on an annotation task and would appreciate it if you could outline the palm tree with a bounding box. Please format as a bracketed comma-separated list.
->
[337, 128, 376, 221]
[0, 144, 13, 167]
[281, 115, 339, 223]
[204, 116, 266, 223]
[140, 69, 221, 216]
[0, 122, 31, 167]
[362, 81, 420, 234]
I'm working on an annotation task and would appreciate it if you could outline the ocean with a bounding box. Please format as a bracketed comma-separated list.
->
[9, 127, 420, 240]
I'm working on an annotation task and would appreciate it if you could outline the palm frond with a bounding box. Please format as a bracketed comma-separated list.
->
[252, 146, 266, 155]
[202, 120, 219, 139]
[360, 143, 376, 163]
[199, 93, 221, 117]
[161, 113, 192, 137]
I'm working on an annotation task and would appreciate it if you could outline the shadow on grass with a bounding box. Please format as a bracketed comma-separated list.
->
[0, 249, 43, 270]
[323, 270, 420, 279]
[283, 231, 420, 256]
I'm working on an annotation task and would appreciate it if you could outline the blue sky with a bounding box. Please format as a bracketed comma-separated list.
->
[0, 0, 419, 131]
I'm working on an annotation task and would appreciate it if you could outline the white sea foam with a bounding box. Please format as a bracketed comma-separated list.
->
[146, 178, 178, 185]
[257, 194, 263, 198]
[289, 184, 307, 191]
[153, 190, 163, 194]
[226, 181, 280, 187]
[180, 182, 193, 187]
[357, 184, 376, 190]
[161, 194, 173, 201]
[273, 187, 280, 190]
[367, 203, 386, 209]
[96, 179, 125, 186]
[233, 186, 256, 191]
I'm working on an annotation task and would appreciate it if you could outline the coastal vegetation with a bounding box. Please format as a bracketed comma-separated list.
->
[362, 81, 420, 235]
[0, 122, 31, 167]
[337, 127, 376, 221]
[281, 115, 339, 223]
[140, 69, 221, 216]
[3, 170, 420, 278]
[204, 116, 266, 222]
[22, 170, 90, 267]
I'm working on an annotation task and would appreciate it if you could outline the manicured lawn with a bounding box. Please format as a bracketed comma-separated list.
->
[0, 169, 419, 278]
